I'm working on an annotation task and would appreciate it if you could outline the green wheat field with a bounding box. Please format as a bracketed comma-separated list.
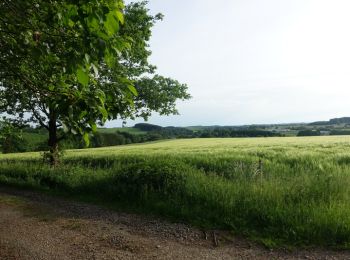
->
[2, 136, 350, 248]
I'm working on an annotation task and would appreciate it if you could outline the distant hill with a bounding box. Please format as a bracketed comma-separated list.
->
[329, 117, 350, 124]
[309, 117, 350, 126]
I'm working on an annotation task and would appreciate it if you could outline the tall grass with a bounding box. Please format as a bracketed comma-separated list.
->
[1, 136, 350, 248]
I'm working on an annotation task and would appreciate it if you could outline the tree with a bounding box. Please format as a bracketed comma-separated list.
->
[0, 119, 27, 153]
[0, 1, 190, 165]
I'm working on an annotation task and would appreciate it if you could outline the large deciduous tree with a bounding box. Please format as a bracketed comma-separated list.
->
[0, 0, 190, 165]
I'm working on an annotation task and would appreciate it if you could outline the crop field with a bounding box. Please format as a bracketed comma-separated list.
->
[2, 136, 350, 248]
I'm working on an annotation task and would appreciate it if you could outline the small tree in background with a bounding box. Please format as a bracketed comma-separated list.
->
[0, 1, 190, 165]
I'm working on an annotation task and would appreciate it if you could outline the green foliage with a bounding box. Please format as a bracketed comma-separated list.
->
[199, 128, 282, 138]
[99, 127, 146, 135]
[0, 120, 28, 153]
[0, 0, 129, 130]
[297, 130, 321, 136]
[91, 132, 127, 147]
[0, 0, 190, 162]
[134, 123, 162, 131]
[2, 137, 350, 247]
[330, 130, 350, 135]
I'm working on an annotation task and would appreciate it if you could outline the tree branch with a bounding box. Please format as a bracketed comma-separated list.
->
[29, 105, 49, 130]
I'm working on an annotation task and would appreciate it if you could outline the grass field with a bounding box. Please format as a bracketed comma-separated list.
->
[1, 136, 350, 248]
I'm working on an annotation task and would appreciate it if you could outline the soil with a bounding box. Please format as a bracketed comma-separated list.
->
[0, 187, 349, 260]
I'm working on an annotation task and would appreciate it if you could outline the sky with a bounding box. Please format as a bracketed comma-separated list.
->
[107, 0, 350, 127]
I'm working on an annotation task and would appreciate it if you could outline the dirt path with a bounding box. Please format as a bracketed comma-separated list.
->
[0, 188, 349, 260]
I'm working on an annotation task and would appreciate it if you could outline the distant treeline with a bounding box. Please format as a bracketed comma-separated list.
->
[309, 117, 350, 126]
[132, 124, 282, 138]
[197, 128, 282, 138]
[297, 129, 350, 136]
[88, 125, 283, 148]
[5, 120, 350, 153]
[0, 123, 283, 153]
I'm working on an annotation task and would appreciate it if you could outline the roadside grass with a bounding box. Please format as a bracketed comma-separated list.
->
[1, 137, 350, 248]
[0, 194, 25, 207]
[0, 193, 56, 222]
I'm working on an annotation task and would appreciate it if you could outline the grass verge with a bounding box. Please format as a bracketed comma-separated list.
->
[1, 137, 350, 248]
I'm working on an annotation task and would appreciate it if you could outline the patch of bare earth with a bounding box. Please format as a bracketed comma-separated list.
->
[0, 187, 349, 260]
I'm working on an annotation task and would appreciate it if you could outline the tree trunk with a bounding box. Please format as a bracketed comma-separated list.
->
[48, 109, 59, 166]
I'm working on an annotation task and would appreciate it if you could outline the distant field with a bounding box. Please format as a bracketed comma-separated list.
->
[2, 136, 350, 248]
[5, 136, 350, 159]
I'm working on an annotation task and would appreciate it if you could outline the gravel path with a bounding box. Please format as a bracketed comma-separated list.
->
[0, 187, 349, 260]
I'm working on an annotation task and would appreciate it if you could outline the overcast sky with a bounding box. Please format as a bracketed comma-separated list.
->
[107, 0, 350, 127]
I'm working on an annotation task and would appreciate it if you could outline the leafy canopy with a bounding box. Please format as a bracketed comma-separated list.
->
[0, 0, 190, 147]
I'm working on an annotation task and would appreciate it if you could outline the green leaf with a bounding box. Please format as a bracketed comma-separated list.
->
[79, 110, 88, 119]
[127, 84, 138, 96]
[87, 16, 99, 31]
[68, 19, 75, 27]
[104, 50, 115, 67]
[62, 123, 69, 133]
[90, 122, 97, 132]
[116, 10, 124, 24]
[84, 54, 90, 64]
[98, 106, 108, 119]
[104, 12, 119, 36]
[76, 67, 89, 86]
[91, 63, 98, 76]
[68, 106, 74, 119]
[83, 132, 90, 147]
